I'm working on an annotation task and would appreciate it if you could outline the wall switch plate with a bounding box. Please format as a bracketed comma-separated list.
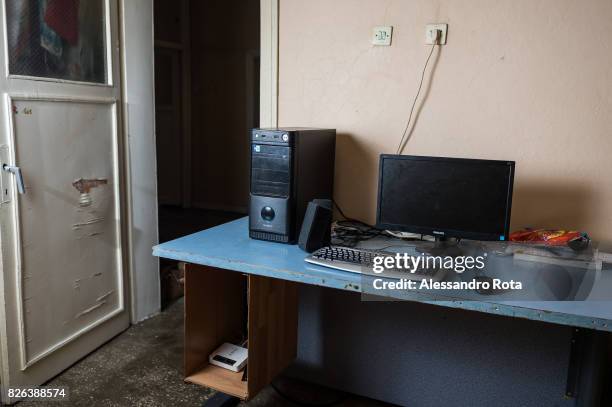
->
[425, 23, 448, 45]
[372, 26, 393, 46]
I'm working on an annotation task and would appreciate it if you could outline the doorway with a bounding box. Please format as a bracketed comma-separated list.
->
[153, 0, 261, 308]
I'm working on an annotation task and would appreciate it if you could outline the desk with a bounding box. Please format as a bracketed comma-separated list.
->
[153, 217, 610, 405]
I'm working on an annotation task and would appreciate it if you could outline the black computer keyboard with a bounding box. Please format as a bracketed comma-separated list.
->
[304, 246, 445, 281]
[311, 246, 380, 265]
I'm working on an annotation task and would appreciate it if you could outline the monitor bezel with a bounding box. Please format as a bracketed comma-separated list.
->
[375, 154, 515, 242]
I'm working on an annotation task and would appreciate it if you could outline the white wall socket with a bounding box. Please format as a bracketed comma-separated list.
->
[372, 26, 393, 46]
[425, 23, 448, 45]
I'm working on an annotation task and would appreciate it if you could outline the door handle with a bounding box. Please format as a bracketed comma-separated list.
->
[2, 164, 25, 194]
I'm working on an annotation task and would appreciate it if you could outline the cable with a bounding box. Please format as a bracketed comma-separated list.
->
[375, 243, 419, 252]
[331, 199, 385, 245]
[332, 199, 360, 223]
[332, 220, 385, 247]
[396, 33, 440, 155]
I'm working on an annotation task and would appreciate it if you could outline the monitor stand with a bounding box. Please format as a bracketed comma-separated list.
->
[416, 237, 463, 257]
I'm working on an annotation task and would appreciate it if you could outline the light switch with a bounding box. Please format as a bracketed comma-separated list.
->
[372, 26, 393, 46]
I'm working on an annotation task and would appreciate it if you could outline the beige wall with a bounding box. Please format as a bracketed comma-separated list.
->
[278, 0, 612, 245]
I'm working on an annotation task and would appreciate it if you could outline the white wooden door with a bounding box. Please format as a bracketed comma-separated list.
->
[0, 0, 129, 402]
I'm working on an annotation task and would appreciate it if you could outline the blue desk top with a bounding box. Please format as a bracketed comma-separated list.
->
[153, 217, 612, 332]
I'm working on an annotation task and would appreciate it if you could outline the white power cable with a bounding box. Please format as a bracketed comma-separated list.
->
[396, 30, 441, 155]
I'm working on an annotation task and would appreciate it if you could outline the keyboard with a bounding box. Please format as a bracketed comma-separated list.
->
[304, 246, 445, 281]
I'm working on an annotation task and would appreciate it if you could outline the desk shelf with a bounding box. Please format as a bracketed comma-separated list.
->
[184, 264, 298, 400]
[186, 364, 247, 398]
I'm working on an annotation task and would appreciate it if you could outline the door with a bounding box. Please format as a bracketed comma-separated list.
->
[0, 0, 129, 402]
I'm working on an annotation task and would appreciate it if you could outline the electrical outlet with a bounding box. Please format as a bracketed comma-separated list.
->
[425, 23, 448, 45]
[372, 26, 393, 46]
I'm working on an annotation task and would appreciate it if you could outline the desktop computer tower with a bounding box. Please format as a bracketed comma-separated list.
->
[249, 127, 336, 243]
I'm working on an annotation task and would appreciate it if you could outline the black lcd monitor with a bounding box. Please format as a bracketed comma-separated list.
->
[376, 155, 515, 245]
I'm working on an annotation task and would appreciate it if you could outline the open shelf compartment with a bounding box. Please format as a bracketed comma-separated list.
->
[184, 264, 298, 400]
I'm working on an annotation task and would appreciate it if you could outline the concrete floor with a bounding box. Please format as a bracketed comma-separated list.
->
[21, 299, 211, 407]
[21, 298, 392, 407]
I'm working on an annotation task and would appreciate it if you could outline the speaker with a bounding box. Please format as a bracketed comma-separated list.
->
[298, 199, 333, 252]
[249, 128, 336, 243]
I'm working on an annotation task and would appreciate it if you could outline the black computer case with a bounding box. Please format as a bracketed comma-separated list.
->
[249, 127, 336, 243]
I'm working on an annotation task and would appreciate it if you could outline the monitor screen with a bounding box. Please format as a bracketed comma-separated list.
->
[376, 155, 515, 241]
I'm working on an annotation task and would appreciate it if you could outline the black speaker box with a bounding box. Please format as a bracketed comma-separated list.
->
[298, 199, 332, 253]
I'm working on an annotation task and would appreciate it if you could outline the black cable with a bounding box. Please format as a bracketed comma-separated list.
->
[332, 200, 376, 228]
[331, 200, 403, 246]
[396, 41, 439, 155]
[332, 199, 360, 223]
[270, 382, 348, 407]
[332, 220, 390, 247]
[376, 243, 419, 251]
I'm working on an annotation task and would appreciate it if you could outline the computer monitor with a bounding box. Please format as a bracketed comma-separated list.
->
[376, 155, 515, 253]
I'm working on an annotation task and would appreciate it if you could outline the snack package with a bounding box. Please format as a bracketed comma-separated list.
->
[509, 228, 588, 246]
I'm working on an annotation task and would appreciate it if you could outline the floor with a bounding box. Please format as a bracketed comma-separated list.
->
[21, 299, 392, 407]
[20, 299, 211, 407]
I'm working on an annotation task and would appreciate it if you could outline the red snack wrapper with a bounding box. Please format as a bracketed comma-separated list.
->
[509, 229, 583, 246]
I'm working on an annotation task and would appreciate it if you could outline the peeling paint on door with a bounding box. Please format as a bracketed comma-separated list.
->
[75, 301, 107, 319]
[72, 178, 108, 207]
[96, 290, 114, 302]
[72, 217, 105, 229]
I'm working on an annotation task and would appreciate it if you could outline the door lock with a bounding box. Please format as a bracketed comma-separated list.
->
[2, 164, 25, 194]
